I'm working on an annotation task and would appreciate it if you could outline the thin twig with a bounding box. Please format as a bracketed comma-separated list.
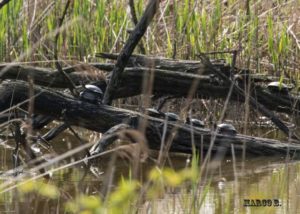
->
[128, 0, 146, 54]
[54, 0, 78, 97]
[67, 124, 91, 157]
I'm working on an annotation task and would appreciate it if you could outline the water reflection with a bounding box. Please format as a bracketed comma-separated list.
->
[0, 130, 299, 213]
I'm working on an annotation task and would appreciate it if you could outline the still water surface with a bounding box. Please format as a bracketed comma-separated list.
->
[0, 127, 299, 214]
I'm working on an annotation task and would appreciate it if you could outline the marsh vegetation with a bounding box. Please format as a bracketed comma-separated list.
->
[0, 0, 299, 213]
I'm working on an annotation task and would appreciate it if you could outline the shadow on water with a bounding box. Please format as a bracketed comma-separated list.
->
[0, 125, 299, 213]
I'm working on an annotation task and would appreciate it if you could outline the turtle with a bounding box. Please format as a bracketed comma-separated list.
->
[145, 108, 165, 118]
[267, 82, 292, 95]
[79, 84, 103, 104]
[217, 123, 237, 136]
[165, 112, 179, 121]
[186, 117, 205, 128]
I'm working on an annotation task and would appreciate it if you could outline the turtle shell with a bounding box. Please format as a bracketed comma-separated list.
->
[146, 108, 164, 118]
[189, 118, 205, 128]
[217, 123, 237, 135]
[267, 82, 292, 94]
[85, 84, 103, 95]
[165, 112, 179, 121]
[80, 84, 103, 104]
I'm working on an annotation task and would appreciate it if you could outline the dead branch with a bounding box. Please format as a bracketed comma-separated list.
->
[128, 0, 146, 54]
[1, 64, 300, 116]
[54, 0, 78, 96]
[0, 0, 11, 10]
[103, 0, 160, 104]
[198, 54, 299, 140]
[1, 81, 300, 157]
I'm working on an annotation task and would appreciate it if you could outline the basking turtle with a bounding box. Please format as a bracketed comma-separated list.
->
[186, 117, 205, 128]
[217, 123, 237, 136]
[145, 108, 164, 118]
[267, 82, 292, 95]
[80, 84, 103, 104]
[165, 112, 179, 121]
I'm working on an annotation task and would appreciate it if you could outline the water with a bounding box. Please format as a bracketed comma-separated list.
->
[0, 127, 299, 213]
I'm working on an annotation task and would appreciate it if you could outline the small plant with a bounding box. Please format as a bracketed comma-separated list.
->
[18, 180, 60, 199]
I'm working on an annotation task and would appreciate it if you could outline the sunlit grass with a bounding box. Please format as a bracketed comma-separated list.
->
[0, 0, 297, 77]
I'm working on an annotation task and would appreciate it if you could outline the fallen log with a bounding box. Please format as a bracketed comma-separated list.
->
[1, 64, 299, 115]
[96, 52, 227, 74]
[0, 64, 105, 88]
[0, 80, 300, 158]
[198, 54, 298, 139]
[0, 61, 285, 85]
[100, 52, 298, 139]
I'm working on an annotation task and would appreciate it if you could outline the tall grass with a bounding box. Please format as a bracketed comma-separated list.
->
[0, 0, 297, 77]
